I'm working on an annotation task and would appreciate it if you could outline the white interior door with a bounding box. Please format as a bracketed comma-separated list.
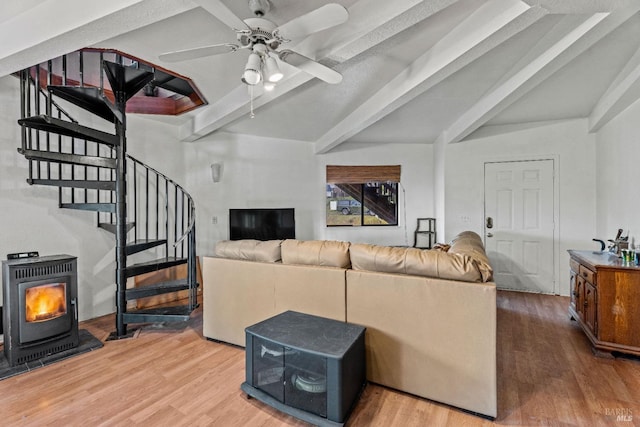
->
[484, 160, 555, 293]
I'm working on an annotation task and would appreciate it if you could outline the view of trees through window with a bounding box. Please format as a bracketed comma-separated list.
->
[326, 182, 398, 226]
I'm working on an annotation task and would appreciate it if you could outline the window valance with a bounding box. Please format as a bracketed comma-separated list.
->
[326, 165, 401, 184]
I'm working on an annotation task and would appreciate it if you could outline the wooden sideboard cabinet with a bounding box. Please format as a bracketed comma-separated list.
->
[568, 250, 640, 356]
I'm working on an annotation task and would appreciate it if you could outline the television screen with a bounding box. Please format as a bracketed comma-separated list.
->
[229, 208, 295, 241]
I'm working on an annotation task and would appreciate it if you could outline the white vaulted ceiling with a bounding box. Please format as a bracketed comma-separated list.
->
[1, 0, 640, 153]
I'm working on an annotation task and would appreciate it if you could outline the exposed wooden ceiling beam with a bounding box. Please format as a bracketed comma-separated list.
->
[523, 0, 637, 14]
[440, 5, 640, 145]
[179, 0, 460, 142]
[314, 0, 545, 154]
[589, 45, 640, 132]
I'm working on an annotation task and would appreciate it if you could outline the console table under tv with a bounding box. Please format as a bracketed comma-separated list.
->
[241, 311, 366, 427]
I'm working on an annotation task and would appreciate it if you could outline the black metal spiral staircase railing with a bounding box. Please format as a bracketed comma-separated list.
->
[16, 51, 198, 339]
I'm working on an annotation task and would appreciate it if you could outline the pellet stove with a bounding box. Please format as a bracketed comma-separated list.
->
[2, 255, 79, 366]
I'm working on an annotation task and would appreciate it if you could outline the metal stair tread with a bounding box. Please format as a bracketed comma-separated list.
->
[125, 257, 188, 278]
[124, 278, 194, 300]
[18, 148, 116, 169]
[121, 305, 196, 323]
[103, 61, 155, 102]
[153, 69, 193, 97]
[60, 202, 116, 213]
[125, 238, 167, 256]
[99, 222, 135, 234]
[48, 86, 122, 123]
[27, 178, 116, 191]
[18, 115, 118, 146]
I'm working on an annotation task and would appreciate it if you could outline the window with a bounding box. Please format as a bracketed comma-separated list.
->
[326, 165, 400, 227]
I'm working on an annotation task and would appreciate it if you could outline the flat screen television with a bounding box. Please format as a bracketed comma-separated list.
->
[229, 208, 295, 241]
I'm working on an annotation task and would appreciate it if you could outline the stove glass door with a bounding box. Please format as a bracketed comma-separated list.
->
[25, 282, 67, 322]
[18, 278, 72, 344]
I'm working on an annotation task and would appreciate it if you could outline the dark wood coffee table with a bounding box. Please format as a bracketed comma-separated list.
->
[241, 310, 366, 427]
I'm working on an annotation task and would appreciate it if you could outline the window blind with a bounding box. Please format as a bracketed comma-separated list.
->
[326, 165, 401, 184]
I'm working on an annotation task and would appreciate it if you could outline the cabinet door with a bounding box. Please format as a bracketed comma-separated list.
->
[575, 275, 585, 319]
[584, 282, 597, 335]
[285, 352, 328, 418]
[251, 336, 285, 402]
[569, 268, 578, 312]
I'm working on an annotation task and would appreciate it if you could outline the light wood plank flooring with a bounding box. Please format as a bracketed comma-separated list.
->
[1, 291, 639, 426]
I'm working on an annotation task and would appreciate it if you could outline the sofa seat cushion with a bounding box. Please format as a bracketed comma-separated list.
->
[350, 243, 483, 283]
[281, 239, 351, 268]
[214, 239, 283, 262]
[448, 231, 493, 282]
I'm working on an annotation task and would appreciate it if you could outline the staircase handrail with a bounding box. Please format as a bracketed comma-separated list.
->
[126, 154, 196, 248]
[28, 73, 79, 124]
[24, 73, 196, 250]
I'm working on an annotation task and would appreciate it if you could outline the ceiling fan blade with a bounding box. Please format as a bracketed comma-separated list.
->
[159, 44, 239, 63]
[192, 0, 251, 31]
[274, 3, 348, 40]
[278, 50, 342, 84]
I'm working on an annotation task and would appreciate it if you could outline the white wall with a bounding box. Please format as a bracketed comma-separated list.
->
[184, 136, 434, 255]
[184, 132, 317, 257]
[433, 138, 446, 242]
[445, 119, 597, 295]
[595, 100, 640, 245]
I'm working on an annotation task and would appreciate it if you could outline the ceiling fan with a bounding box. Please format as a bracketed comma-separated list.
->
[159, 0, 349, 90]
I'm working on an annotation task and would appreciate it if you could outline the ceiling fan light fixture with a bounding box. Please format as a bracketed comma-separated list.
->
[264, 56, 283, 83]
[243, 53, 262, 85]
[242, 69, 261, 85]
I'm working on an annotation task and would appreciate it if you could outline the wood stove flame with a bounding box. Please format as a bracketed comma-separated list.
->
[25, 282, 66, 322]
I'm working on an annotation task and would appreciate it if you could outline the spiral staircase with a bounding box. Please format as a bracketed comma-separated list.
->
[15, 49, 206, 339]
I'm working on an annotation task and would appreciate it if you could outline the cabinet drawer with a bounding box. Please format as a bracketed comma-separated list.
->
[579, 265, 595, 284]
[570, 258, 580, 273]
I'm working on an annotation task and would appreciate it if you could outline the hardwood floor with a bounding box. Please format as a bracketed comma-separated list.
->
[1, 291, 639, 426]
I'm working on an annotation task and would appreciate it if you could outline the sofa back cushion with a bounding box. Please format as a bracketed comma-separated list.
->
[350, 244, 483, 282]
[281, 239, 351, 268]
[448, 231, 493, 282]
[214, 239, 283, 262]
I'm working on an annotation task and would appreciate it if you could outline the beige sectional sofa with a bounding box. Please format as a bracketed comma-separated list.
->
[202, 231, 497, 418]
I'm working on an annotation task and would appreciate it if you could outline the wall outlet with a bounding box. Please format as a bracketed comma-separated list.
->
[212, 216, 218, 225]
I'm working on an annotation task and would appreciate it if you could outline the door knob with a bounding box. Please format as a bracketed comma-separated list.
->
[487, 233, 493, 238]
[486, 216, 493, 229]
